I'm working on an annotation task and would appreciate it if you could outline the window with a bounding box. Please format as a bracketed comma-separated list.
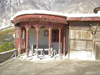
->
[52, 29, 59, 42]
[44, 30, 48, 36]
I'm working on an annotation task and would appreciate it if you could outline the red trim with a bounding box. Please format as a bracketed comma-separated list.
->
[44, 30, 48, 36]
[67, 17, 100, 21]
[59, 28, 61, 56]
[48, 28, 52, 55]
[52, 29, 59, 42]
[13, 14, 67, 24]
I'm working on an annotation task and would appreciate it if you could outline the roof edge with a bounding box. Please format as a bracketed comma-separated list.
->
[10, 10, 100, 21]
[10, 10, 67, 20]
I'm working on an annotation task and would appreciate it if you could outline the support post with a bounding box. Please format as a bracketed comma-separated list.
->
[36, 27, 39, 58]
[48, 27, 52, 56]
[63, 26, 66, 56]
[26, 28, 29, 57]
[59, 28, 61, 57]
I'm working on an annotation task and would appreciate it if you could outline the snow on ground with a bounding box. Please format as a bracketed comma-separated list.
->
[17, 51, 68, 63]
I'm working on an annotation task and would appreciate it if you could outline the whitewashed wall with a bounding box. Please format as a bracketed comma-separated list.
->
[29, 27, 48, 51]
[28, 27, 69, 54]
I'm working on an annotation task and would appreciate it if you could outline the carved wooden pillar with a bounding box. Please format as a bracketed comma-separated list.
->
[59, 28, 61, 57]
[36, 27, 39, 58]
[48, 27, 52, 56]
[26, 28, 29, 57]
[63, 26, 66, 56]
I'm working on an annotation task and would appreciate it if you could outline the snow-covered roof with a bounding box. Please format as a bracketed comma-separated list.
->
[11, 10, 100, 21]
[98, 11, 100, 14]
[66, 14, 100, 18]
[11, 10, 66, 20]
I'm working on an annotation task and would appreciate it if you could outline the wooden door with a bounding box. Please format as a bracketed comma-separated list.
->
[95, 42, 100, 60]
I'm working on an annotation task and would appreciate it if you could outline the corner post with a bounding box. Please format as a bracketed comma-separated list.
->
[59, 28, 62, 57]
[36, 27, 39, 58]
[63, 26, 66, 56]
[48, 27, 52, 56]
[26, 27, 29, 57]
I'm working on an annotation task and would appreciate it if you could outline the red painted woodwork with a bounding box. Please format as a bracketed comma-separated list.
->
[63, 26, 66, 56]
[13, 14, 67, 25]
[48, 28, 52, 56]
[67, 17, 100, 21]
[59, 28, 61, 56]
[36, 27, 39, 57]
[52, 29, 59, 42]
[26, 28, 29, 57]
[12, 13, 67, 57]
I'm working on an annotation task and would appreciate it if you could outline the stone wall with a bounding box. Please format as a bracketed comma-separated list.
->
[0, 49, 18, 63]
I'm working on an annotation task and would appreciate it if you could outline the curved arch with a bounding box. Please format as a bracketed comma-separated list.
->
[39, 26, 45, 28]
[21, 27, 26, 31]
[21, 27, 26, 50]
[52, 26, 58, 29]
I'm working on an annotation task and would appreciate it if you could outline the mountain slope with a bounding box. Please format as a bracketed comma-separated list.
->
[0, 0, 100, 29]
[62, 0, 100, 14]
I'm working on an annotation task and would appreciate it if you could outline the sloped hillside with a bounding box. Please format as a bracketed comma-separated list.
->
[0, 0, 100, 29]
[0, 28, 15, 52]
[61, 0, 100, 14]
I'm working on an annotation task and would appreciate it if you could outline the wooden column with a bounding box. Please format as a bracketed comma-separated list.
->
[36, 27, 39, 58]
[26, 28, 29, 57]
[48, 27, 52, 56]
[63, 26, 66, 56]
[59, 28, 61, 57]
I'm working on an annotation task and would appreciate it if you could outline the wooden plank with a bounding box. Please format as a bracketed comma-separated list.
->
[70, 49, 92, 51]
[69, 39, 92, 41]
[69, 30, 92, 39]
[68, 22, 100, 59]
[94, 42, 100, 60]
[94, 32, 100, 40]
[70, 40, 93, 50]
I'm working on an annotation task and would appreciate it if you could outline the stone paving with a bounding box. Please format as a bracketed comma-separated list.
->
[0, 58, 100, 75]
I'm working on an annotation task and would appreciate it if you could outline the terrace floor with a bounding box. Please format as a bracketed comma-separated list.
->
[0, 57, 100, 75]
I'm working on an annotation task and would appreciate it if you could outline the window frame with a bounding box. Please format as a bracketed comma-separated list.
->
[52, 29, 59, 42]
[44, 30, 49, 36]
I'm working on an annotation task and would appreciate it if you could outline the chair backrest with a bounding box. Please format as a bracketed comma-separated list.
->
[32, 45, 36, 50]
[33, 44, 53, 49]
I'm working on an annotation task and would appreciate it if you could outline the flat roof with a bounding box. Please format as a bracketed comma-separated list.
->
[66, 14, 100, 17]
[1, 59, 100, 75]
[11, 10, 100, 21]
[11, 10, 67, 20]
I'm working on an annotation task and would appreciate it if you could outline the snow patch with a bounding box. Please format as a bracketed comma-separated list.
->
[98, 11, 100, 14]
[18, 51, 67, 62]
